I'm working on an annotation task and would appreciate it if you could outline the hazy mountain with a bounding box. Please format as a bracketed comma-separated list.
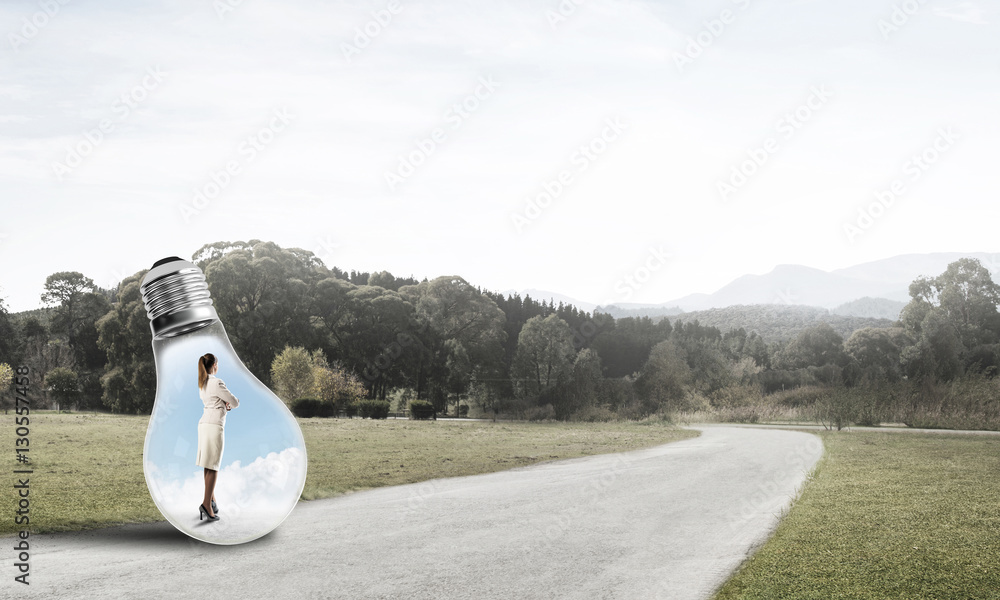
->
[504, 253, 997, 323]
[656, 252, 1000, 312]
[669, 304, 894, 342]
[595, 304, 684, 320]
[831, 297, 907, 321]
[832, 252, 1000, 286]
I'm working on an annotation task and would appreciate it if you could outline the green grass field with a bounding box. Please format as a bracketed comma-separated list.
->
[714, 430, 1000, 600]
[1, 412, 696, 535]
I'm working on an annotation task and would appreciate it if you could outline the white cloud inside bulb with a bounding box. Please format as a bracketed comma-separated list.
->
[148, 447, 306, 516]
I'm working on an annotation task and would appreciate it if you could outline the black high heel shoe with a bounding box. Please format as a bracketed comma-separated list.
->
[199, 503, 220, 522]
[212, 499, 219, 514]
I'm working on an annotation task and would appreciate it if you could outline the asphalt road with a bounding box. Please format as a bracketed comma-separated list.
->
[5, 426, 822, 600]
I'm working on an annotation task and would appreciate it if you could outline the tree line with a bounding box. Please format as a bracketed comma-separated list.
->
[1, 242, 998, 429]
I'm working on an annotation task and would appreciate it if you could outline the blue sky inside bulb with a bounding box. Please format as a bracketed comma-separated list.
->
[143, 320, 307, 544]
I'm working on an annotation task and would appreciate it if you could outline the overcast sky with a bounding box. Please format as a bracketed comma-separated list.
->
[0, 0, 997, 313]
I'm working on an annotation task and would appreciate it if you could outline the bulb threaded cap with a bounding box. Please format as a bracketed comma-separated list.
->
[140, 257, 219, 337]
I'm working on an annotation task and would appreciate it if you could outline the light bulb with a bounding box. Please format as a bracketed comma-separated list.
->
[139, 257, 307, 545]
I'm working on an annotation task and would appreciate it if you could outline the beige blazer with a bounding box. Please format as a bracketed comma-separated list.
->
[198, 375, 240, 426]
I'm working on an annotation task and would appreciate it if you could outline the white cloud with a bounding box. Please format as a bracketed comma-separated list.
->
[147, 447, 306, 543]
[934, 2, 988, 24]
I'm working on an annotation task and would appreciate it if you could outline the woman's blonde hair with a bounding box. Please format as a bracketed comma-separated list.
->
[198, 353, 217, 389]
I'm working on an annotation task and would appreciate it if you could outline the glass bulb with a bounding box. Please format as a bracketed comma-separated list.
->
[139, 257, 307, 545]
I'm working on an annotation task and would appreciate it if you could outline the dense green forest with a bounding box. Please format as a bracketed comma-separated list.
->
[1, 241, 999, 429]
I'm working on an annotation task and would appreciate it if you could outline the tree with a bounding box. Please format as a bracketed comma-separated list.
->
[198, 241, 325, 384]
[590, 316, 672, 378]
[333, 285, 421, 401]
[270, 346, 316, 403]
[20, 323, 75, 409]
[312, 276, 354, 346]
[930, 258, 1000, 347]
[368, 270, 396, 290]
[469, 375, 508, 421]
[511, 314, 575, 399]
[484, 291, 552, 385]
[778, 322, 846, 369]
[311, 357, 366, 412]
[46, 367, 79, 411]
[443, 338, 471, 415]
[0, 296, 18, 367]
[845, 327, 910, 384]
[816, 387, 858, 431]
[635, 340, 692, 414]
[96, 273, 155, 413]
[901, 310, 962, 381]
[557, 348, 603, 419]
[900, 258, 1000, 377]
[0, 363, 13, 413]
[400, 276, 506, 407]
[41, 272, 97, 321]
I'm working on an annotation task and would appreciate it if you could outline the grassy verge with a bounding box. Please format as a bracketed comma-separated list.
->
[714, 430, 1000, 600]
[2, 412, 696, 535]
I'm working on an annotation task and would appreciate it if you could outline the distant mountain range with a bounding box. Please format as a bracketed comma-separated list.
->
[663, 304, 895, 342]
[507, 252, 1000, 323]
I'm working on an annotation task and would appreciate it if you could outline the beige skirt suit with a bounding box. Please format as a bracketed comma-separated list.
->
[196, 375, 240, 470]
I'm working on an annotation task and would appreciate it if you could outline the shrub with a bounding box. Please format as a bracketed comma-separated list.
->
[316, 401, 337, 418]
[458, 404, 469, 418]
[813, 388, 858, 431]
[355, 399, 390, 419]
[598, 377, 637, 411]
[710, 384, 764, 409]
[272, 347, 315, 404]
[847, 384, 899, 427]
[525, 403, 556, 421]
[570, 404, 618, 422]
[640, 411, 675, 425]
[714, 403, 783, 424]
[291, 398, 323, 418]
[708, 384, 782, 424]
[900, 375, 1000, 430]
[768, 385, 829, 407]
[758, 369, 821, 394]
[312, 359, 367, 411]
[409, 399, 435, 420]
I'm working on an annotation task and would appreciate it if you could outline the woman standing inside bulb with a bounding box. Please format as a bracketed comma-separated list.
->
[196, 353, 239, 522]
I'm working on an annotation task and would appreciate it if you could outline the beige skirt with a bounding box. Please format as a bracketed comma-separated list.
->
[196, 423, 225, 470]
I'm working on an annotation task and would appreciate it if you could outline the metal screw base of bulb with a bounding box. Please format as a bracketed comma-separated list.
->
[141, 257, 219, 338]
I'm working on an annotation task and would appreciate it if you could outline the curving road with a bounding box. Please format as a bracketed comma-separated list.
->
[6, 426, 822, 600]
